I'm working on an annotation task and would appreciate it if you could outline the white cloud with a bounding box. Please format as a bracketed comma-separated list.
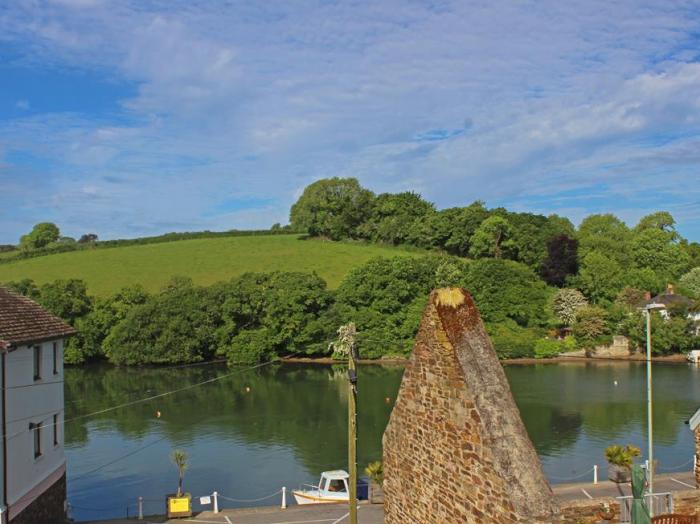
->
[1, 1, 700, 241]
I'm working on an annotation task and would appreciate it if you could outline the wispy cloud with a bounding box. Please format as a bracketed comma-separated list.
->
[1, 1, 700, 242]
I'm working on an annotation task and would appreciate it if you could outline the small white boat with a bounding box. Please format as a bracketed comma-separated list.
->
[293, 470, 350, 505]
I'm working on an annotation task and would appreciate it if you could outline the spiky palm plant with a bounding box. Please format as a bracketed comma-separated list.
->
[171, 450, 188, 497]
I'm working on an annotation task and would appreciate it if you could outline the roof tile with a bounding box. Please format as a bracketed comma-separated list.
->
[0, 286, 76, 350]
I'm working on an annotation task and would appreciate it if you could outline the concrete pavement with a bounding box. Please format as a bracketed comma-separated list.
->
[552, 470, 696, 502]
[81, 503, 384, 524]
[81, 471, 697, 524]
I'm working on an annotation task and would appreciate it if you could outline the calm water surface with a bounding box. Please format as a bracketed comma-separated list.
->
[65, 361, 700, 521]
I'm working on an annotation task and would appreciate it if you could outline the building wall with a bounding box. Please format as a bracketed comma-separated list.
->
[383, 289, 557, 524]
[4, 339, 65, 522]
[1, 352, 4, 522]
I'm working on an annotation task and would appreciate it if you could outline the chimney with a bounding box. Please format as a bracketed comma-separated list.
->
[667, 283, 675, 295]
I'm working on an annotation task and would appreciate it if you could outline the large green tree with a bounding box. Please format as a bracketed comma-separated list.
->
[680, 267, 700, 298]
[634, 211, 677, 238]
[19, 222, 60, 250]
[335, 256, 439, 358]
[464, 258, 550, 326]
[577, 214, 631, 266]
[67, 285, 149, 364]
[215, 272, 334, 363]
[289, 177, 375, 240]
[469, 215, 515, 259]
[630, 228, 689, 282]
[37, 279, 92, 324]
[357, 192, 433, 245]
[574, 251, 624, 304]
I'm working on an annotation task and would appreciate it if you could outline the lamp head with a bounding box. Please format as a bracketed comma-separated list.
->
[645, 302, 666, 311]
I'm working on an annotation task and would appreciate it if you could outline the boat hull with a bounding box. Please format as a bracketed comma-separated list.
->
[292, 490, 348, 505]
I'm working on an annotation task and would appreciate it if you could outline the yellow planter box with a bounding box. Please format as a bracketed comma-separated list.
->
[166, 494, 192, 518]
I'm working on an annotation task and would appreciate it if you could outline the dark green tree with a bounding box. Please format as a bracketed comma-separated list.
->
[335, 256, 439, 358]
[37, 279, 92, 324]
[464, 258, 550, 326]
[540, 235, 578, 287]
[357, 192, 433, 245]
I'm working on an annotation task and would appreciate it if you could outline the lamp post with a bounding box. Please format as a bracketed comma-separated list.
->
[644, 302, 665, 502]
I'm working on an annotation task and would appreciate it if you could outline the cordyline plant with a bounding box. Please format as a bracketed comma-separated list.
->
[604, 444, 641, 469]
[171, 449, 188, 497]
[330, 323, 357, 360]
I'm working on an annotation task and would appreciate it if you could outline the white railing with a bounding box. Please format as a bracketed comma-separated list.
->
[617, 492, 673, 523]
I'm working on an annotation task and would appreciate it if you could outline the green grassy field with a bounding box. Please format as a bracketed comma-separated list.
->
[0, 235, 417, 296]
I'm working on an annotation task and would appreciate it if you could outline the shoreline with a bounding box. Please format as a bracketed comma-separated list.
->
[280, 353, 690, 366]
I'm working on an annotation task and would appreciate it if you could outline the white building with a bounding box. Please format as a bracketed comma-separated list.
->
[0, 287, 75, 524]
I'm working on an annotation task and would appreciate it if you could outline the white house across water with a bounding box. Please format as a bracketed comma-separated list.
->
[0, 287, 76, 524]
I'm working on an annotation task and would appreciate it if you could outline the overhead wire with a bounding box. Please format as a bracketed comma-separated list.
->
[2, 357, 278, 445]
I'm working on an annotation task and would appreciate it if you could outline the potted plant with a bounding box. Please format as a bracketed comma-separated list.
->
[605, 444, 641, 483]
[364, 461, 383, 504]
[166, 449, 192, 518]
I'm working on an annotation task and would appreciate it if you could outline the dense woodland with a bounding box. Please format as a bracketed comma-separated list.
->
[4, 177, 700, 365]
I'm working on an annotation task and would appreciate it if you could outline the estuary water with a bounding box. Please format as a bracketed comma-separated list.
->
[65, 361, 700, 521]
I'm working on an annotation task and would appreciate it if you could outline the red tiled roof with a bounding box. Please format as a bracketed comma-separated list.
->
[0, 286, 76, 350]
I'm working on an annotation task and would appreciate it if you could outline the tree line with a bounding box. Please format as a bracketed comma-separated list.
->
[3, 177, 700, 364]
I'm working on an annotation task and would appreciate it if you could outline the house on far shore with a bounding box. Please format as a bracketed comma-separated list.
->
[0, 287, 76, 524]
[645, 284, 700, 334]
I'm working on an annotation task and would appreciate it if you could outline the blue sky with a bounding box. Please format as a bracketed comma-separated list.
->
[2, 1, 700, 243]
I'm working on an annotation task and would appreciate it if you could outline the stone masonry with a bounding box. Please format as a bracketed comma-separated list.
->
[695, 426, 700, 488]
[383, 288, 558, 523]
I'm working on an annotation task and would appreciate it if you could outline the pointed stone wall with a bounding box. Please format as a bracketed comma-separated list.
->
[383, 288, 558, 523]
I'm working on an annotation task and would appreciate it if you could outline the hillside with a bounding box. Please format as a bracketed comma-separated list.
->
[0, 235, 416, 296]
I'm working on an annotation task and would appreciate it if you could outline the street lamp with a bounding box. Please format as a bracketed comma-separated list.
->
[644, 302, 666, 501]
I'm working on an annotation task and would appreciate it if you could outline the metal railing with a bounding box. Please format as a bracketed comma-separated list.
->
[617, 492, 673, 523]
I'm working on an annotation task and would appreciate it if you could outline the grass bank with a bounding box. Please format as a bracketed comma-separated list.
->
[0, 235, 418, 296]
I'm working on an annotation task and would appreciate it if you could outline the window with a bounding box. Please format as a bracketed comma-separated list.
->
[328, 479, 347, 493]
[30, 422, 42, 458]
[53, 414, 59, 446]
[33, 345, 42, 380]
[53, 342, 58, 375]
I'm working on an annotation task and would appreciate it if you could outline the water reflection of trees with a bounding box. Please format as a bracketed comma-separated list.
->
[65, 361, 700, 471]
[506, 361, 700, 451]
[64, 363, 403, 471]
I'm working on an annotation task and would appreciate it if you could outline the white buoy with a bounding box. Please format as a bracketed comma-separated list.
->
[613, 380, 618, 386]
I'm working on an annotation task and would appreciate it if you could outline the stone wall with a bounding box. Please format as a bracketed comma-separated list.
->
[696, 427, 700, 488]
[593, 335, 630, 357]
[383, 288, 557, 524]
[10, 473, 66, 524]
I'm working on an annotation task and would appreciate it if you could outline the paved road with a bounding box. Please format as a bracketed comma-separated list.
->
[82, 503, 384, 524]
[552, 470, 696, 502]
[82, 471, 696, 524]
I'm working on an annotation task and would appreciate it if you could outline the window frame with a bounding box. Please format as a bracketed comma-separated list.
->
[52, 342, 58, 375]
[31, 422, 42, 459]
[53, 414, 59, 447]
[33, 345, 42, 381]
